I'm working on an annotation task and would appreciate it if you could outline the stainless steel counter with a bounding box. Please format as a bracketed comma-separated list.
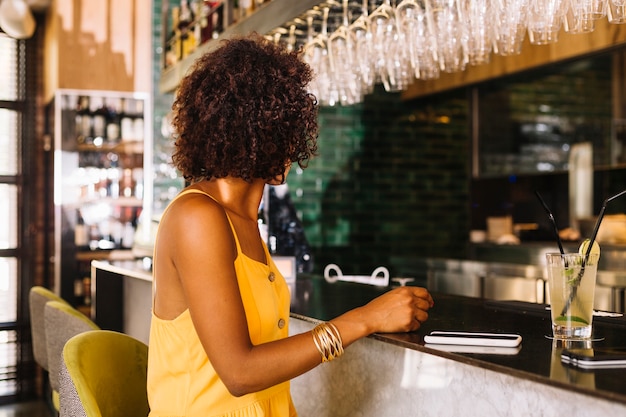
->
[468, 241, 626, 271]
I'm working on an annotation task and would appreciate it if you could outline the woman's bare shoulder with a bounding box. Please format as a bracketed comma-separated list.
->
[162, 190, 226, 225]
[156, 191, 235, 260]
[153, 191, 236, 318]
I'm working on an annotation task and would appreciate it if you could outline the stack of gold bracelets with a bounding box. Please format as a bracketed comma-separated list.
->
[312, 322, 344, 362]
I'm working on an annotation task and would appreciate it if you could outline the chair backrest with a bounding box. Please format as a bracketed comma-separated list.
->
[60, 330, 149, 417]
[44, 300, 99, 394]
[29, 286, 68, 370]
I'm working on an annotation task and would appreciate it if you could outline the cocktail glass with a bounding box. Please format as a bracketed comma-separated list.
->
[546, 252, 599, 339]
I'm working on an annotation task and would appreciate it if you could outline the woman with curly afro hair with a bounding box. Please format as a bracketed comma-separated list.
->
[148, 34, 433, 417]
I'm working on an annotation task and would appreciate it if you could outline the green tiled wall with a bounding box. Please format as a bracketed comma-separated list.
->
[288, 86, 471, 275]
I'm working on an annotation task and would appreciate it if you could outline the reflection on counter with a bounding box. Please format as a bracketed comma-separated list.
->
[551, 339, 596, 389]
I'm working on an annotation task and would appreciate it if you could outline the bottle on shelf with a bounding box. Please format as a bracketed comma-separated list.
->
[120, 117, 135, 141]
[205, 0, 225, 40]
[238, 0, 254, 19]
[73, 263, 92, 308]
[166, 6, 183, 67]
[73, 277, 85, 306]
[121, 220, 136, 249]
[121, 168, 135, 198]
[109, 218, 124, 248]
[192, 0, 205, 47]
[222, 0, 234, 29]
[88, 224, 101, 251]
[179, 0, 197, 58]
[133, 117, 144, 142]
[108, 167, 121, 198]
[97, 168, 110, 198]
[123, 97, 144, 116]
[133, 167, 144, 199]
[82, 276, 91, 306]
[90, 97, 107, 147]
[232, 0, 239, 22]
[105, 97, 121, 143]
[76, 95, 90, 113]
[76, 95, 93, 145]
[74, 212, 89, 249]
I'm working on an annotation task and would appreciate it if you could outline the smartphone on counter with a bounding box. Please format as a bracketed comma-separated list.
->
[561, 347, 626, 369]
[425, 342, 522, 355]
[423, 331, 522, 348]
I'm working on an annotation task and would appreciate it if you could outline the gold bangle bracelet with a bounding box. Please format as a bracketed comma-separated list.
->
[312, 322, 344, 362]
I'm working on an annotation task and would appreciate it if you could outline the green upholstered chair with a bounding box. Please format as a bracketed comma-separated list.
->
[59, 330, 149, 417]
[44, 300, 99, 411]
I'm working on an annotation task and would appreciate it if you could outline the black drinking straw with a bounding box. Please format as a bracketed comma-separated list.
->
[560, 188, 626, 316]
[583, 189, 626, 259]
[534, 191, 565, 255]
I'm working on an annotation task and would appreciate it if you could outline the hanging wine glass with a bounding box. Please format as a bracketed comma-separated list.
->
[368, 0, 412, 91]
[564, 3, 596, 34]
[368, 0, 395, 86]
[317, 5, 339, 105]
[461, 0, 494, 66]
[431, 0, 468, 73]
[382, 17, 413, 92]
[569, 0, 608, 20]
[527, 0, 567, 45]
[328, 0, 362, 105]
[349, 0, 376, 94]
[395, 0, 440, 80]
[492, 0, 529, 56]
[303, 9, 325, 104]
[608, 0, 626, 23]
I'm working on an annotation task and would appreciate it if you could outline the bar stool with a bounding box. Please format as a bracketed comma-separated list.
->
[29, 286, 69, 410]
[59, 330, 149, 417]
[29, 286, 68, 371]
[44, 300, 99, 411]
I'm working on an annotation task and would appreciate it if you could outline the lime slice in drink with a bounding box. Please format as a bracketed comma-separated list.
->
[579, 238, 600, 260]
[555, 315, 589, 325]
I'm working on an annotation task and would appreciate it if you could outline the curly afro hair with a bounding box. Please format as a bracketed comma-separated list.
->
[171, 33, 319, 183]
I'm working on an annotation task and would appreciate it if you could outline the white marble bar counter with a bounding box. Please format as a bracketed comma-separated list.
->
[90, 259, 153, 344]
[91, 259, 153, 282]
[90, 262, 626, 416]
[289, 275, 626, 417]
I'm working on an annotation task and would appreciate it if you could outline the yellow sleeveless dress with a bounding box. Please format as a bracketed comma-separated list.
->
[147, 189, 297, 417]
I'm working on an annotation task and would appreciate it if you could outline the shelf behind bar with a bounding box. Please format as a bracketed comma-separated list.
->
[76, 249, 135, 262]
